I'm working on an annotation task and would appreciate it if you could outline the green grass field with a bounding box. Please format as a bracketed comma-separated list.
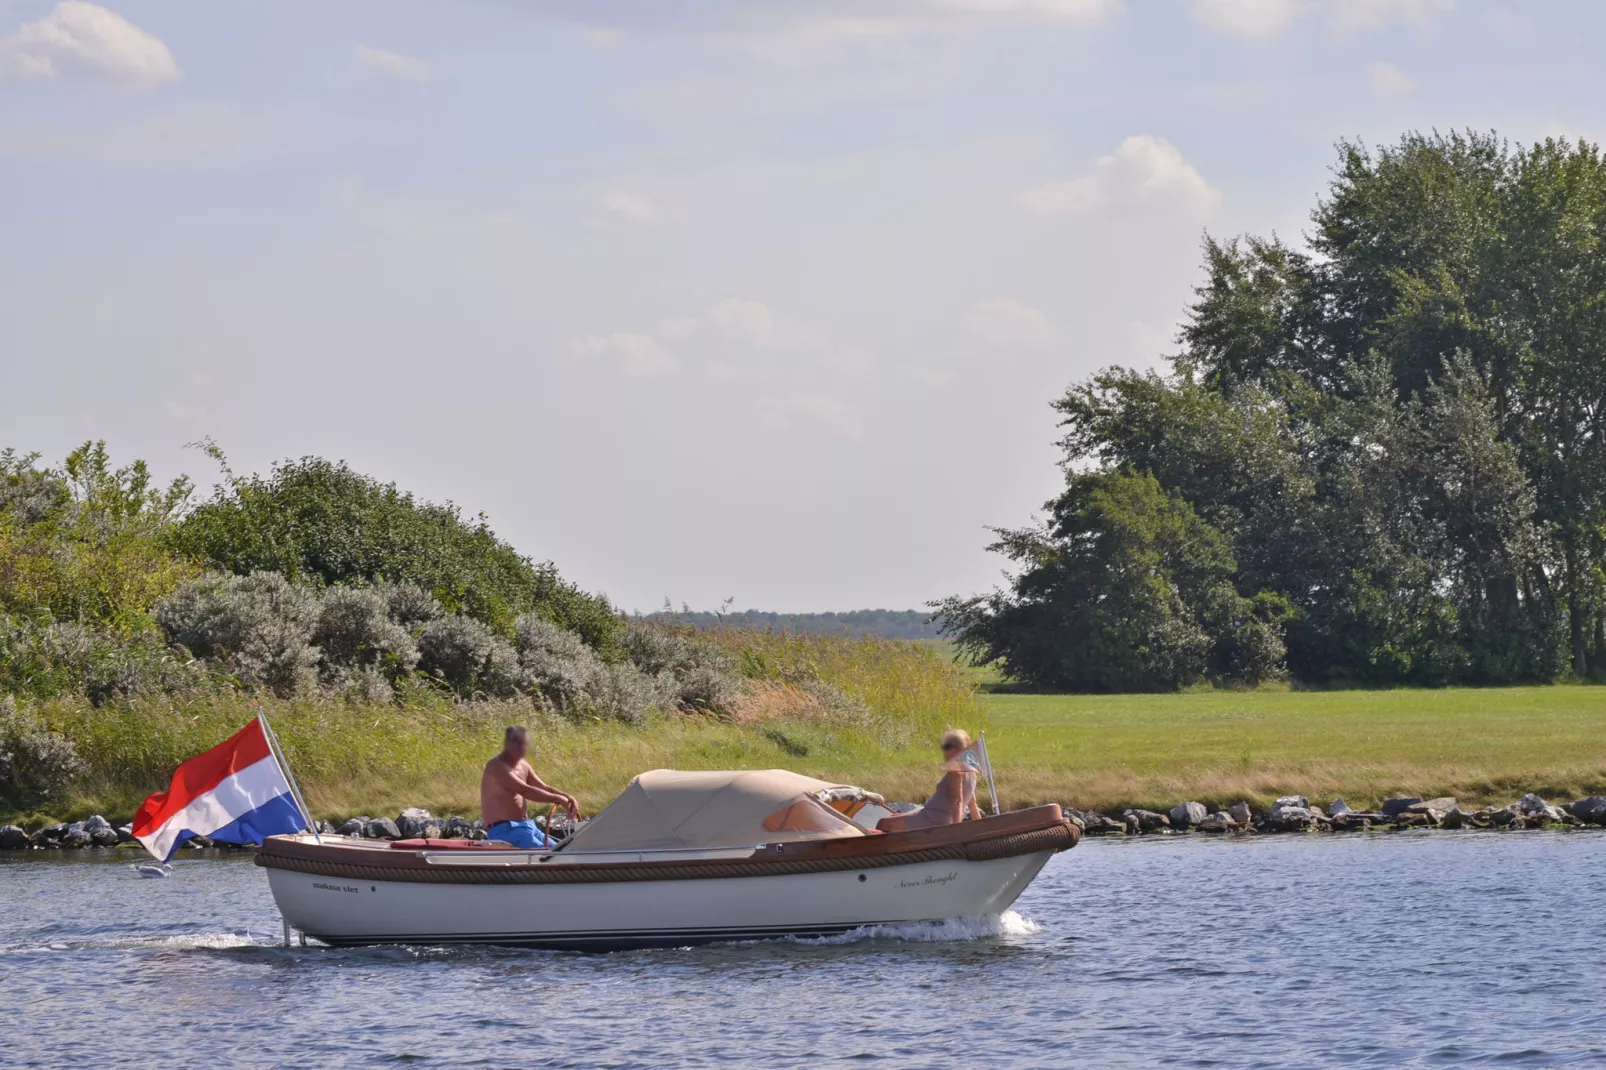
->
[975, 685, 1606, 813]
[8, 674, 1604, 828]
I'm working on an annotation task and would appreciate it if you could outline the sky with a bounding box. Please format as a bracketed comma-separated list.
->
[3, 0, 1603, 613]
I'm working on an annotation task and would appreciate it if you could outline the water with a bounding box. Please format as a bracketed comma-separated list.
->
[2, 831, 1602, 1068]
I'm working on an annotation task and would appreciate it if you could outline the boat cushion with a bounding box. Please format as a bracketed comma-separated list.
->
[389, 838, 516, 850]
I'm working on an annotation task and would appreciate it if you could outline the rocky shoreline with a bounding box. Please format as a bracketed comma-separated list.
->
[1065, 793, 1606, 835]
[0, 807, 488, 852]
[2, 795, 1604, 853]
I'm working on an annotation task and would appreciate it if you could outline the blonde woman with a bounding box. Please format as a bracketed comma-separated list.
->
[876, 729, 983, 832]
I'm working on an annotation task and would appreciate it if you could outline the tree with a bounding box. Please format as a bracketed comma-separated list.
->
[946, 130, 1606, 688]
[936, 471, 1284, 692]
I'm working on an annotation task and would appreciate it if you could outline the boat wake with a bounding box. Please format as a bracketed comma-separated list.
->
[0, 931, 274, 955]
[783, 911, 1041, 947]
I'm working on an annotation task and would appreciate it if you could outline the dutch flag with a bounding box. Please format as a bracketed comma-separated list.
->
[133, 717, 309, 861]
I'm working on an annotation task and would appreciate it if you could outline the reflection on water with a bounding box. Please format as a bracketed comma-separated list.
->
[3, 831, 1604, 1068]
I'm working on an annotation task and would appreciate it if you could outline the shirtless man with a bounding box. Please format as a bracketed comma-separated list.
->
[481, 724, 580, 849]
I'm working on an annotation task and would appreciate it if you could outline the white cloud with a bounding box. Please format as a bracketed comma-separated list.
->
[1367, 60, 1412, 99]
[705, 298, 777, 346]
[572, 333, 681, 377]
[0, 1, 179, 86]
[659, 298, 817, 350]
[1018, 135, 1218, 218]
[1189, 0, 1298, 37]
[354, 44, 432, 82]
[1190, 0, 1453, 38]
[571, 297, 819, 378]
[1329, 0, 1454, 34]
[537, 0, 1122, 56]
[783, 394, 864, 439]
[931, 0, 1122, 20]
[597, 190, 659, 223]
[966, 299, 1057, 346]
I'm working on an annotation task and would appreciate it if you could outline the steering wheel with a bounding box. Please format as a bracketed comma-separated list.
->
[542, 801, 583, 850]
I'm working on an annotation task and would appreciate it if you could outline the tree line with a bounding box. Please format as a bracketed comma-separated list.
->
[940, 131, 1606, 691]
[647, 609, 945, 640]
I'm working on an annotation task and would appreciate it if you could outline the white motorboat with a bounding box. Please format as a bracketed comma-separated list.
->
[257, 769, 1078, 950]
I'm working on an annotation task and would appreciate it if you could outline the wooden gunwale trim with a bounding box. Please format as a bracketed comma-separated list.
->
[256, 804, 1074, 881]
[255, 822, 1078, 885]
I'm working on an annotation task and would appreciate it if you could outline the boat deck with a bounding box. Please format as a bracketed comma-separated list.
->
[256, 804, 1078, 885]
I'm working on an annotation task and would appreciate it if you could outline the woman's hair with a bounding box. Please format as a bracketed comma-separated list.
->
[941, 728, 971, 751]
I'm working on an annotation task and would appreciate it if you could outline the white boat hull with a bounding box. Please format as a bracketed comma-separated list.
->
[267, 850, 1056, 950]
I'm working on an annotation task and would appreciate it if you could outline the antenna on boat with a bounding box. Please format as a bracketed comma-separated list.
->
[258, 709, 321, 844]
[979, 732, 1001, 815]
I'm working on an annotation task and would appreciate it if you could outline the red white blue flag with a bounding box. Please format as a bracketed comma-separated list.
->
[133, 717, 306, 861]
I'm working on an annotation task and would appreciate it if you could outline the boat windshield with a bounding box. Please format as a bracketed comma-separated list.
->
[761, 799, 863, 835]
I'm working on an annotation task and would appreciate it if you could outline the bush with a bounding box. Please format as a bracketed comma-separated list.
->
[0, 695, 85, 805]
[621, 621, 742, 715]
[582, 661, 670, 726]
[313, 587, 419, 678]
[378, 582, 443, 630]
[1, 443, 197, 632]
[155, 572, 321, 697]
[514, 615, 601, 714]
[418, 614, 519, 698]
[0, 614, 207, 704]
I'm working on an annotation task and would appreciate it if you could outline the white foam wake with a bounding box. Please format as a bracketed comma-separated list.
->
[795, 910, 1041, 946]
[1, 931, 272, 955]
[151, 931, 269, 951]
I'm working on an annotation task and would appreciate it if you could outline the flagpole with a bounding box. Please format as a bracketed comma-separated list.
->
[979, 731, 1001, 815]
[258, 710, 321, 843]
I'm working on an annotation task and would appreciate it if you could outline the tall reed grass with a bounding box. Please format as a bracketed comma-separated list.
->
[8, 632, 984, 825]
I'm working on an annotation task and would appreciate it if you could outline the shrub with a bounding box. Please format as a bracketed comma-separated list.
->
[378, 582, 443, 630]
[418, 614, 519, 698]
[621, 620, 742, 715]
[0, 695, 86, 805]
[313, 587, 420, 678]
[155, 572, 321, 697]
[0, 614, 207, 704]
[1, 443, 197, 632]
[582, 661, 670, 726]
[331, 665, 397, 705]
[672, 663, 744, 716]
[514, 615, 601, 714]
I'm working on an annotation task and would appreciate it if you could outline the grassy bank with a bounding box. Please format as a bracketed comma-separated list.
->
[8, 667, 1605, 828]
[2, 630, 983, 826]
[978, 685, 1606, 813]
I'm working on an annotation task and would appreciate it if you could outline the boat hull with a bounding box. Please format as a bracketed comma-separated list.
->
[257, 803, 1078, 951]
[266, 850, 1056, 950]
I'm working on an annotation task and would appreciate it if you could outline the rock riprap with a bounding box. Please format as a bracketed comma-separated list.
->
[1, 792, 1600, 851]
[1568, 797, 1606, 825]
[1169, 802, 1208, 829]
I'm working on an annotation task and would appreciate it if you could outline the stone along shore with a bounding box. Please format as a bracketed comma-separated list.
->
[2, 796, 1604, 852]
[1065, 793, 1606, 835]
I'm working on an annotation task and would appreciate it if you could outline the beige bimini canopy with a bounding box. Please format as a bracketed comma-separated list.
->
[563, 769, 872, 853]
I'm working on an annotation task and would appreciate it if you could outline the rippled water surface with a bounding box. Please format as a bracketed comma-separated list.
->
[3, 831, 1603, 1068]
